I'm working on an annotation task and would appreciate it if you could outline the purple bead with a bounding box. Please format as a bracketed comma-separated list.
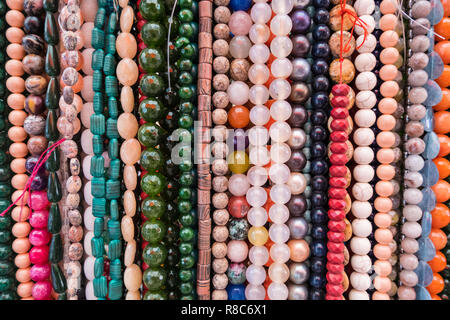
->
[30, 173, 48, 191]
[232, 129, 249, 151]
[291, 34, 311, 58]
[25, 156, 46, 174]
[291, 10, 311, 34]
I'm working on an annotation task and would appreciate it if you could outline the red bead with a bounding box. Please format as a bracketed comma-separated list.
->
[329, 198, 346, 210]
[328, 187, 347, 199]
[138, 41, 147, 51]
[330, 142, 348, 154]
[331, 107, 349, 119]
[330, 119, 349, 131]
[331, 96, 349, 108]
[327, 262, 344, 274]
[328, 209, 346, 221]
[332, 84, 350, 96]
[140, 191, 148, 199]
[330, 154, 348, 165]
[329, 177, 347, 188]
[330, 131, 348, 142]
[328, 231, 345, 242]
[326, 272, 343, 285]
[329, 165, 347, 177]
[326, 284, 344, 297]
[326, 294, 343, 300]
[327, 252, 345, 264]
[328, 220, 346, 232]
[227, 196, 250, 218]
[327, 241, 345, 253]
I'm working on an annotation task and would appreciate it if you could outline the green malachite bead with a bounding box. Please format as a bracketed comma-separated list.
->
[105, 179, 120, 199]
[92, 49, 105, 71]
[0, 183, 11, 198]
[94, 8, 106, 28]
[142, 220, 167, 243]
[110, 200, 119, 221]
[91, 237, 104, 257]
[0, 167, 11, 182]
[92, 197, 107, 217]
[93, 135, 104, 155]
[91, 177, 106, 198]
[141, 197, 166, 219]
[105, 34, 116, 54]
[179, 227, 195, 242]
[106, 118, 119, 139]
[0, 261, 13, 276]
[43, 0, 59, 12]
[0, 118, 5, 132]
[105, 76, 118, 97]
[93, 276, 107, 298]
[90, 114, 106, 135]
[108, 97, 119, 118]
[93, 92, 104, 112]
[139, 0, 165, 22]
[47, 203, 61, 234]
[92, 28, 105, 50]
[107, 220, 120, 240]
[140, 74, 165, 97]
[141, 22, 167, 47]
[0, 100, 5, 113]
[108, 240, 121, 260]
[108, 158, 120, 179]
[109, 259, 121, 280]
[45, 109, 59, 140]
[176, 58, 193, 71]
[139, 48, 165, 73]
[47, 172, 62, 202]
[90, 155, 104, 177]
[45, 78, 59, 109]
[0, 276, 13, 291]
[178, 9, 194, 22]
[0, 244, 12, 260]
[50, 263, 67, 294]
[140, 148, 164, 172]
[94, 217, 104, 237]
[103, 54, 116, 76]
[0, 216, 11, 230]
[93, 70, 104, 91]
[179, 242, 194, 255]
[108, 279, 123, 300]
[141, 172, 166, 196]
[106, 13, 117, 33]
[45, 47, 59, 76]
[44, 12, 59, 45]
[49, 234, 63, 263]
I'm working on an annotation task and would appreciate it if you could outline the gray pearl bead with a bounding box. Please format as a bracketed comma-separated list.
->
[288, 128, 306, 149]
[287, 217, 308, 239]
[411, 1, 431, 18]
[288, 284, 308, 300]
[290, 82, 310, 103]
[408, 52, 429, 70]
[410, 35, 430, 53]
[289, 262, 310, 285]
[410, 18, 430, 36]
[294, 0, 310, 9]
[291, 58, 311, 82]
[408, 69, 428, 87]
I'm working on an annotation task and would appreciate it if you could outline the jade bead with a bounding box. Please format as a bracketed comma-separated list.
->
[143, 290, 168, 300]
[178, 71, 193, 85]
[179, 172, 195, 186]
[178, 9, 194, 22]
[177, 59, 193, 71]
[178, 86, 194, 100]
[138, 123, 165, 148]
[178, 159, 193, 172]
[139, 0, 165, 22]
[179, 212, 194, 227]
[179, 0, 193, 8]
[141, 22, 167, 47]
[139, 97, 166, 122]
[180, 254, 195, 269]
[142, 197, 166, 219]
[179, 227, 195, 242]
[180, 43, 197, 60]
[142, 243, 168, 267]
[178, 187, 192, 200]
[139, 47, 165, 74]
[142, 220, 167, 243]
[140, 74, 166, 97]
[141, 172, 166, 196]
[179, 242, 194, 255]
[179, 269, 194, 282]
[179, 23, 195, 39]
[0, 216, 11, 230]
[143, 267, 167, 291]
[178, 200, 192, 214]
[179, 102, 194, 114]
[140, 148, 165, 172]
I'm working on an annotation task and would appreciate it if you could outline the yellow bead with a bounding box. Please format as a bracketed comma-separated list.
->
[227, 151, 250, 174]
[248, 226, 268, 246]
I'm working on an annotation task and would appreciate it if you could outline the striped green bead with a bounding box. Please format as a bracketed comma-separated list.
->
[93, 92, 104, 113]
[94, 217, 104, 237]
[109, 259, 121, 280]
[91, 177, 106, 198]
[94, 257, 104, 278]
[93, 276, 107, 298]
[108, 239, 121, 261]
[108, 158, 120, 179]
[91, 237, 104, 257]
[110, 200, 119, 221]
[107, 220, 120, 240]
[107, 97, 118, 118]
[90, 114, 105, 135]
[106, 118, 119, 139]
[103, 54, 116, 76]
[92, 197, 107, 217]
[106, 179, 120, 199]
[94, 8, 106, 28]
[90, 155, 104, 177]
[91, 28, 105, 50]
[108, 279, 123, 300]
[92, 49, 105, 71]
[92, 70, 104, 92]
[92, 135, 104, 155]
[108, 139, 119, 161]
[105, 76, 118, 97]
[106, 13, 117, 33]
[105, 34, 116, 54]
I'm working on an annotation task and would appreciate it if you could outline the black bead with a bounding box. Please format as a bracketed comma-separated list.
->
[311, 159, 328, 176]
[310, 125, 327, 141]
[311, 207, 327, 224]
[312, 75, 330, 91]
[311, 191, 327, 207]
[312, 175, 328, 191]
[287, 194, 307, 217]
[310, 109, 327, 125]
[313, 10, 329, 24]
[286, 149, 307, 172]
[312, 24, 331, 40]
[311, 92, 329, 109]
[311, 59, 329, 75]
[313, 0, 330, 8]
[311, 41, 330, 58]
[288, 105, 308, 127]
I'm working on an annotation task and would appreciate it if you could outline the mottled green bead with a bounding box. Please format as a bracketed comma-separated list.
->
[0, 151, 7, 166]
[0, 276, 14, 291]
[108, 97, 119, 118]
[140, 74, 165, 97]
[93, 92, 104, 113]
[141, 22, 166, 47]
[0, 261, 13, 276]
[140, 148, 164, 172]
[178, 71, 193, 85]
[143, 244, 168, 267]
[180, 43, 197, 60]
[0, 291, 16, 300]
[47, 203, 61, 234]
[105, 34, 116, 54]
[108, 279, 123, 300]
[179, 242, 194, 255]
[94, 8, 106, 28]
[108, 239, 121, 260]
[93, 276, 107, 298]
[106, 13, 118, 34]
[179, 269, 193, 282]
[177, 200, 192, 214]
[94, 217, 104, 237]
[92, 49, 105, 71]
[178, 187, 192, 200]
[143, 290, 168, 300]
[175, 37, 190, 49]
[106, 179, 120, 200]
[103, 53, 116, 76]
[0, 168, 11, 182]
[91, 177, 106, 198]
[179, 212, 194, 228]
[49, 234, 62, 263]
[139, 0, 165, 22]
[107, 219, 120, 241]
[0, 216, 11, 230]
[179, 172, 194, 187]
[180, 282, 193, 295]
[0, 244, 12, 260]
[178, 9, 194, 22]
[180, 254, 195, 269]
[110, 200, 119, 221]
[142, 197, 166, 219]
[143, 267, 167, 291]
[47, 172, 62, 202]
[141, 172, 166, 196]
[176, 58, 192, 72]
[139, 47, 165, 73]
[0, 200, 9, 214]
[142, 220, 167, 244]
[138, 122, 165, 148]
[179, 227, 195, 242]
[139, 97, 166, 122]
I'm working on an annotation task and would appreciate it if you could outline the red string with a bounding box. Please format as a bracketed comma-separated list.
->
[338, 0, 369, 83]
[0, 138, 66, 217]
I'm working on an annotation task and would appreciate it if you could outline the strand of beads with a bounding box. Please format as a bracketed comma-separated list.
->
[326, 2, 356, 300]
[427, 0, 449, 299]
[399, 0, 436, 300]
[22, 0, 54, 300]
[308, 0, 330, 300]
[116, 0, 141, 301]
[6, 0, 32, 300]
[0, 0, 16, 301]
[348, 0, 377, 300]
[243, 0, 270, 301]
[210, 0, 232, 301]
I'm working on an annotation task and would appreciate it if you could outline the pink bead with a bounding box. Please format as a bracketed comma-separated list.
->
[29, 229, 51, 246]
[29, 210, 49, 228]
[29, 245, 49, 265]
[28, 191, 49, 210]
[32, 280, 52, 300]
[227, 240, 249, 263]
[30, 264, 51, 282]
[228, 11, 252, 36]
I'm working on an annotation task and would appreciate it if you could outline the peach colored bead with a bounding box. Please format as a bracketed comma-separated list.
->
[16, 267, 31, 283]
[6, 0, 23, 10]
[5, 10, 24, 27]
[8, 126, 27, 142]
[6, 76, 25, 93]
[12, 237, 31, 254]
[11, 190, 28, 204]
[9, 110, 27, 126]
[379, 14, 397, 31]
[374, 197, 392, 212]
[11, 173, 28, 190]
[380, 47, 399, 64]
[375, 212, 392, 229]
[6, 43, 25, 60]
[11, 206, 30, 222]
[377, 148, 395, 163]
[376, 132, 395, 148]
[372, 291, 390, 300]
[378, 97, 397, 114]
[15, 253, 30, 268]
[377, 114, 396, 131]
[9, 142, 28, 158]
[17, 282, 33, 298]
[379, 64, 397, 81]
[376, 164, 395, 180]
[288, 239, 310, 262]
[12, 222, 31, 238]
[73, 118, 81, 135]
[374, 260, 392, 276]
[373, 244, 392, 260]
[375, 228, 393, 244]
[375, 181, 394, 197]
[5, 59, 24, 76]
[10, 158, 26, 174]
[380, 0, 397, 14]
[6, 27, 24, 44]
[7, 93, 26, 110]
[373, 275, 392, 293]
[380, 30, 399, 48]
[380, 80, 399, 97]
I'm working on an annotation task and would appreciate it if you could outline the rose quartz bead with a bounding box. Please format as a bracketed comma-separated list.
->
[250, 2, 272, 24]
[227, 240, 248, 263]
[29, 191, 49, 210]
[29, 245, 49, 265]
[30, 264, 51, 282]
[32, 280, 52, 300]
[29, 229, 51, 246]
[249, 23, 270, 44]
[249, 246, 269, 265]
[229, 11, 252, 36]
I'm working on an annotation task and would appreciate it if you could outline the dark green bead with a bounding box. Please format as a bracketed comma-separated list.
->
[0, 201, 9, 214]
[139, 0, 165, 22]
[94, 8, 106, 28]
[0, 183, 9, 201]
[189, 22, 198, 37]
[180, 254, 195, 269]
[47, 172, 62, 202]
[108, 279, 123, 300]
[44, 12, 59, 45]
[140, 74, 165, 97]
[0, 216, 11, 230]
[179, 0, 193, 9]
[179, 172, 194, 186]
[179, 159, 193, 172]
[106, 118, 119, 139]
[93, 70, 104, 91]
[108, 158, 120, 179]
[177, 200, 192, 214]
[161, 179, 179, 201]
[177, 71, 193, 86]
[44, 0, 59, 12]
[139, 97, 166, 122]
[180, 282, 193, 295]
[162, 158, 180, 177]
[92, 49, 105, 71]
[0, 152, 8, 166]
[179, 227, 195, 242]
[0, 20, 4, 32]
[106, 179, 120, 200]
[0, 261, 13, 276]
[49, 234, 63, 263]
[179, 242, 194, 255]
[143, 290, 168, 300]
[0, 100, 5, 113]
[90, 155, 105, 177]
[0, 276, 14, 291]
[0, 244, 12, 260]
[139, 47, 165, 73]
[94, 217, 104, 237]
[178, 86, 195, 100]
[103, 54, 116, 76]
[178, 187, 191, 200]
[179, 269, 193, 282]
[141, 172, 166, 196]
[45, 109, 59, 140]
[92, 28, 105, 50]
[164, 224, 179, 243]
[143, 267, 167, 291]
[179, 212, 194, 227]
[176, 58, 192, 71]
[180, 43, 196, 60]
[141, 22, 167, 47]
[0, 168, 11, 182]
[0, 69, 5, 81]
[142, 220, 167, 243]
[93, 92, 104, 113]
[47, 203, 61, 234]
[142, 197, 166, 219]
[140, 148, 164, 172]
[106, 13, 118, 34]
[178, 9, 194, 22]
[45, 78, 60, 109]
[175, 37, 190, 49]
[109, 259, 122, 280]
[107, 220, 120, 240]
[105, 76, 118, 97]
[93, 276, 108, 298]
[108, 240, 121, 260]
[138, 122, 165, 148]
[50, 263, 67, 294]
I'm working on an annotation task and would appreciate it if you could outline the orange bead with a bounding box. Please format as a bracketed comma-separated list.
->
[443, 0, 450, 16]
[431, 203, 450, 229]
[429, 228, 447, 251]
[436, 65, 450, 88]
[431, 294, 442, 300]
[434, 110, 450, 134]
[434, 17, 450, 40]
[264, 239, 274, 268]
[431, 180, 450, 203]
[438, 134, 450, 157]
[427, 273, 445, 295]
[435, 41, 450, 64]
[434, 157, 450, 179]
[434, 88, 450, 111]
[428, 251, 447, 273]
[227, 105, 249, 129]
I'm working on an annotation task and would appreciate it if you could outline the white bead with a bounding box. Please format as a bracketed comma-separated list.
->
[83, 231, 94, 256]
[270, 36, 293, 58]
[350, 272, 371, 291]
[249, 63, 270, 85]
[227, 81, 249, 105]
[249, 23, 271, 44]
[269, 204, 290, 224]
[352, 218, 372, 237]
[246, 265, 267, 285]
[83, 206, 95, 231]
[249, 44, 270, 64]
[352, 183, 373, 201]
[269, 79, 292, 100]
[287, 172, 307, 195]
[228, 174, 250, 196]
[354, 0, 375, 15]
[85, 281, 95, 300]
[250, 105, 270, 125]
[250, 2, 272, 23]
[270, 14, 292, 35]
[270, 184, 291, 204]
[249, 245, 269, 265]
[353, 146, 374, 164]
[270, 243, 290, 263]
[271, 58, 293, 78]
[84, 181, 93, 205]
[249, 84, 270, 105]
[248, 126, 269, 146]
[271, 0, 294, 14]
[353, 164, 375, 183]
[249, 145, 270, 166]
[353, 127, 375, 146]
[352, 201, 372, 219]
[245, 284, 266, 300]
[351, 254, 372, 273]
[354, 53, 377, 72]
[354, 109, 376, 127]
[248, 207, 268, 226]
[356, 34, 376, 53]
[246, 186, 268, 207]
[350, 237, 371, 255]
[269, 163, 291, 184]
[269, 121, 291, 142]
[270, 142, 291, 163]
[269, 223, 290, 243]
[270, 100, 292, 121]
[267, 282, 289, 300]
[405, 155, 424, 171]
[83, 256, 95, 280]
[355, 71, 377, 91]
[356, 90, 377, 108]
[349, 290, 370, 300]
[355, 15, 375, 35]
[247, 165, 268, 186]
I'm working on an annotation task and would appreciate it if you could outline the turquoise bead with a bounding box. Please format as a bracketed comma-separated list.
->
[93, 276, 108, 298]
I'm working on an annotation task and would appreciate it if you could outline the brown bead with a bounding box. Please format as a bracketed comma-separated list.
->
[213, 23, 230, 40]
[213, 56, 230, 74]
[27, 135, 47, 155]
[230, 59, 250, 81]
[68, 226, 83, 243]
[329, 58, 355, 84]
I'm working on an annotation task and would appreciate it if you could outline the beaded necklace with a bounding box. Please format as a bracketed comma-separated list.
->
[90, 0, 122, 300]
